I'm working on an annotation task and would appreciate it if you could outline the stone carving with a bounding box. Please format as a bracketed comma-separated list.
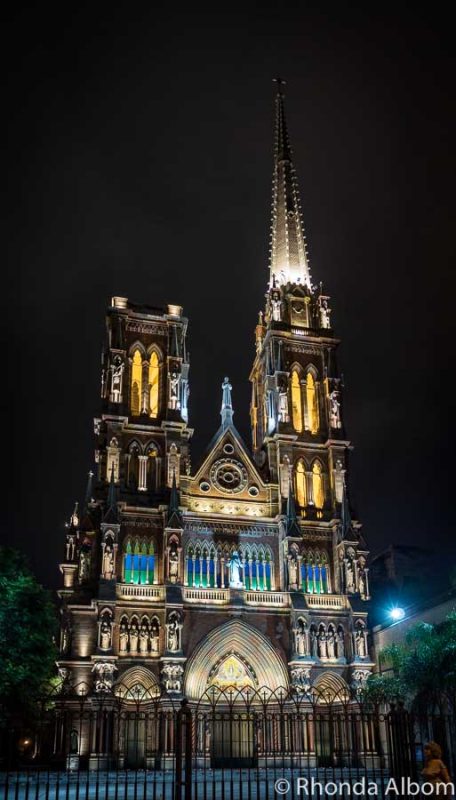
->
[351, 669, 370, 696]
[65, 535, 76, 562]
[166, 614, 182, 652]
[229, 551, 243, 588]
[119, 623, 128, 654]
[355, 628, 367, 659]
[92, 662, 117, 693]
[345, 559, 355, 593]
[293, 618, 309, 657]
[290, 667, 312, 695]
[271, 292, 282, 322]
[310, 627, 318, 658]
[168, 546, 179, 583]
[168, 372, 180, 410]
[329, 389, 342, 429]
[318, 298, 331, 328]
[78, 547, 91, 582]
[129, 623, 139, 655]
[327, 628, 336, 659]
[102, 545, 114, 580]
[278, 387, 289, 423]
[288, 555, 298, 590]
[337, 628, 345, 658]
[318, 629, 328, 659]
[100, 617, 112, 650]
[162, 663, 184, 693]
[109, 358, 124, 403]
[150, 623, 160, 655]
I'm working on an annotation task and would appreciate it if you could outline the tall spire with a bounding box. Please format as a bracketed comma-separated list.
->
[167, 469, 183, 528]
[269, 80, 312, 290]
[286, 476, 301, 537]
[220, 376, 234, 430]
[103, 464, 119, 523]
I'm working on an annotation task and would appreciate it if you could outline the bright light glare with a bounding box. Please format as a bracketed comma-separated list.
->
[389, 607, 405, 621]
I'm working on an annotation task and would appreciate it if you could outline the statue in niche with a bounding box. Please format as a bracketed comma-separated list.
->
[327, 629, 336, 659]
[167, 619, 179, 652]
[318, 630, 328, 659]
[319, 298, 331, 328]
[102, 545, 115, 580]
[278, 385, 289, 423]
[110, 359, 124, 403]
[229, 551, 242, 588]
[271, 292, 282, 321]
[169, 546, 179, 582]
[129, 623, 139, 655]
[334, 460, 344, 504]
[100, 619, 111, 650]
[345, 560, 355, 593]
[355, 629, 367, 658]
[70, 730, 79, 755]
[79, 547, 91, 582]
[119, 624, 128, 654]
[169, 372, 180, 410]
[329, 389, 342, 429]
[288, 555, 298, 589]
[337, 628, 345, 658]
[294, 619, 307, 657]
[139, 624, 149, 655]
[66, 535, 76, 562]
[150, 624, 159, 654]
[61, 622, 72, 655]
[310, 628, 318, 658]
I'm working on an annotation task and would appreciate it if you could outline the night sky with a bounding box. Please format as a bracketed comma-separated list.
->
[4, 6, 455, 588]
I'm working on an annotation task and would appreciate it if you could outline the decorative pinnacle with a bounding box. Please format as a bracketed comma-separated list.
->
[221, 376, 234, 430]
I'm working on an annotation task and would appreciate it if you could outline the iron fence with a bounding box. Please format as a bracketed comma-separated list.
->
[1, 684, 455, 799]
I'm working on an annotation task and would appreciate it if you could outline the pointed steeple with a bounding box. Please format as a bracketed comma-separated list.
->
[103, 464, 119, 523]
[269, 80, 312, 290]
[340, 480, 356, 540]
[286, 476, 301, 537]
[167, 469, 183, 528]
[84, 470, 94, 511]
[220, 376, 234, 430]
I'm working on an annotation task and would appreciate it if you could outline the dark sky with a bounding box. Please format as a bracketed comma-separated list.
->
[4, 6, 455, 588]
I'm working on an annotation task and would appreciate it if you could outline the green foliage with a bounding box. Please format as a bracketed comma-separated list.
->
[364, 611, 456, 707]
[0, 547, 57, 714]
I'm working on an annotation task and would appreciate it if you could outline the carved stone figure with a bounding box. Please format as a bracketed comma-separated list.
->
[129, 624, 139, 655]
[62, 623, 71, 655]
[278, 388, 289, 422]
[169, 372, 180, 410]
[162, 663, 184, 693]
[288, 556, 298, 589]
[345, 559, 355, 593]
[93, 662, 117, 692]
[290, 667, 311, 695]
[318, 630, 328, 659]
[229, 551, 242, 588]
[327, 629, 336, 659]
[79, 549, 91, 582]
[319, 298, 331, 328]
[167, 619, 180, 652]
[109, 360, 124, 403]
[351, 669, 369, 696]
[294, 619, 307, 656]
[150, 624, 159, 655]
[100, 620, 111, 650]
[337, 628, 345, 658]
[329, 390, 342, 429]
[355, 629, 367, 658]
[139, 624, 149, 655]
[102, 546, 114, 580]
[119, 624, 128, 654]
[271, 292, 282, 321]
[310, 628, 318, 657]
[66, 536, 76, 562]
[168, 547, 179, 582]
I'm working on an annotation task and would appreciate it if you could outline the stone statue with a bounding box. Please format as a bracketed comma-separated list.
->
[66, 536, 76, 562]
[139, 624, 149, 655]
[318, 630, 328, 659]
[355, 629, 367, 658]
[319, 298, 331, 329]
[294, 620, 307, 657]
[337, 629, 345, 658]
[310, 628, 318, 657]
[288, 556, 298, 589]
[271, 292, 282, 321]
[169, 547, 179, 582]
[79, 549, 91, 582]
[327, 629, 336, 659]
[119, 625, 128, 654]
[169, 372, 180, 410]
[291, 667, 311, 695]
[329, 390, 342, 429]
[345, 560, 355, 593]
[62, 624, 71, 655]
[167, 619, 179, 652]
[162, 663, 184, 693]
[102, 546, 114, 580]
[100, 620, 111, 650]
[229, 551, 242, 588]
[110, 360, 124, 403]
[93, 662, 117, 692]
[278, 388, 289, 422]
[129, 624, 139, 655]
[358, 570, 366, 598]
[150, 624, 159, 654]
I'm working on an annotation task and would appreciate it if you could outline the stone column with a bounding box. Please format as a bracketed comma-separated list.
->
[138, 455, 148, 491]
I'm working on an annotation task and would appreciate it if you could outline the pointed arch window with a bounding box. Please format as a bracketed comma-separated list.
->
[295, 459, 307, 508]
[148, 352, 159, 418]
[291, 370, 303, 433]
[306, 372, 319, 434]
[130, 350, 143, 416]
[312, 461, 324, 509]
[123, 539, 155, 585]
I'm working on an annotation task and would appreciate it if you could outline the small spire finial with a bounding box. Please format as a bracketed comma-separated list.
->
[221, 376, 234, 430]
[273, 76, 287, 95]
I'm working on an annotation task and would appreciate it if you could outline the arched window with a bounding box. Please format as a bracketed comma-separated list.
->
[291, 370, 303, 433]
[123, 539, 155, 585]
[148, 352, 159, 418]
[306, 372, 319, 434]
[301, 550, 329, 594]
[312, 461, 324, 509]
[295, 459, 307, 508]
[130, 350, 143, 415]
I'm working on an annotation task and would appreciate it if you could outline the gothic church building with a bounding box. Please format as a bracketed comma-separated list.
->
[58, 90, 373, 723]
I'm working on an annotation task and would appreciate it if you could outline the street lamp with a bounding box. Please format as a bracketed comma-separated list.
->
[389, 606, 405, 621]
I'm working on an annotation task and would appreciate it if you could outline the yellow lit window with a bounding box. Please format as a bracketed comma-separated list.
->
[306, 372, 319, 434]
[149, 352, 159, 417]
[312, 462, 324, 509]
[131, 350, 142, 415]
[295, 460, 306, 508]
[291, 370, 303, 433]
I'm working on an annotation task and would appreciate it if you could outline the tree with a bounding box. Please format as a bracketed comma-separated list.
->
[0, 547, 57, 714]
[364, 611, 456, 708]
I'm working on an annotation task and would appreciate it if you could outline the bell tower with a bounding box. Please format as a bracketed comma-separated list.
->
[250, 85, 347, 524]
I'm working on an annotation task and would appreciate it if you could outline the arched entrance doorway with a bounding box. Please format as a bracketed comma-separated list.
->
[311, 672, 351, 766]
[185, 619, 289, 767]
[114, 667, 160, 768]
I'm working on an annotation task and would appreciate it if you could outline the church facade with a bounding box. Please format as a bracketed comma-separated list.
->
[57, 90, 373, 730]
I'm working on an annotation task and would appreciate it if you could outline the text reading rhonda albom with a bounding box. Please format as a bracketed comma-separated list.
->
[274, 776, 454, 796]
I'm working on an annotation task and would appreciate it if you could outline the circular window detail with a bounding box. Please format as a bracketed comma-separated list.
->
[199, 481, 210, 492]
[223, 443, 235, 455]
[210, 459, 248, 494]
[248, 485, 259, 497]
